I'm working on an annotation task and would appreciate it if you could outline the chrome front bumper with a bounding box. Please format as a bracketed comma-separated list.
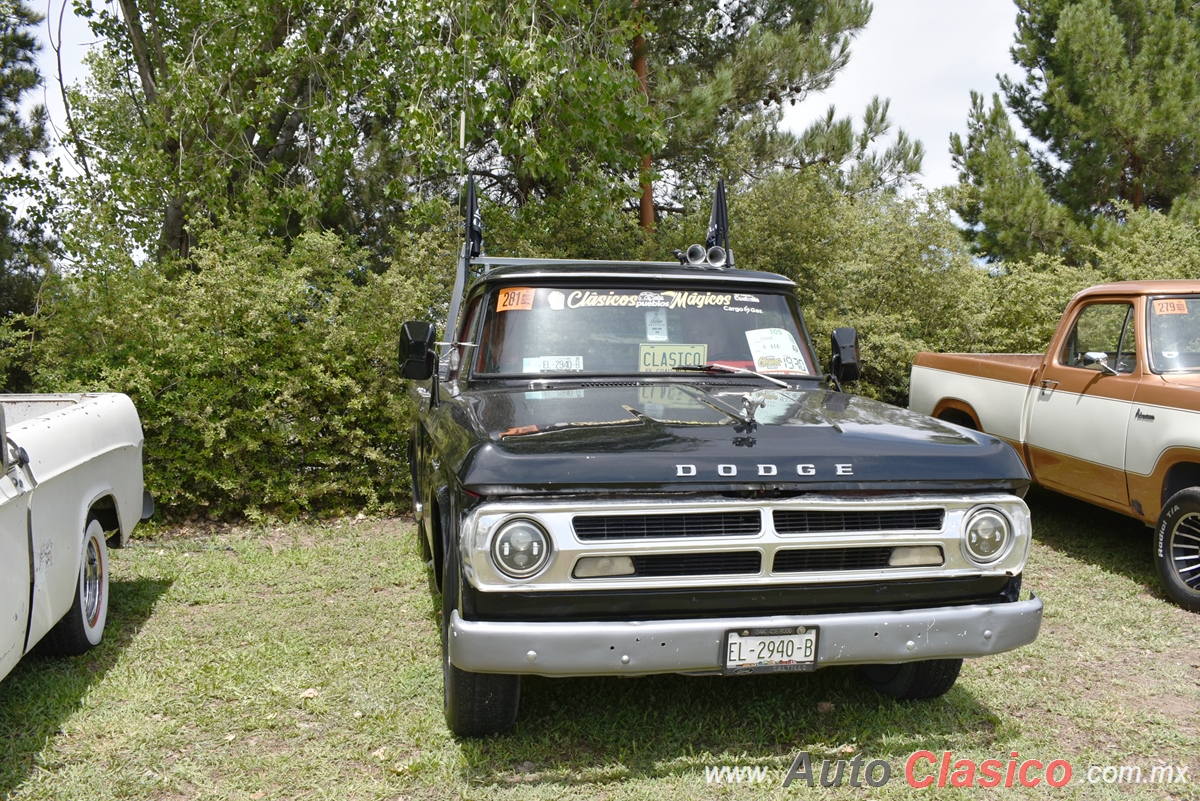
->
[448, 595, 1043, 677]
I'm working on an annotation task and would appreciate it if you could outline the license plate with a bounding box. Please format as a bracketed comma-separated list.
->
[723, 626, 818, 674]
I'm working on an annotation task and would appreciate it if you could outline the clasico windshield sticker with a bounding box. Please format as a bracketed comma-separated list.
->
[564, 290, 731, 310]
[523, 355, 584, 373]
[1154, 299, 1189, 315]
[645, 309, 669, 342]
[639, 344, 708, 372]
[745, 328, 810, 375]
[497, 287, 536, 312]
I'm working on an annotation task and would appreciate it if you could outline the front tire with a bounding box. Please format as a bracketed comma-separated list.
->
[857, 658, 962, 700]
[43, 519, 109, 656]
[441, 553, 519, 737]
[1155, 488, 1200, 612]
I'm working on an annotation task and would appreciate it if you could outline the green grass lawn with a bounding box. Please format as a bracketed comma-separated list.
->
[1, 488, 1197, 800]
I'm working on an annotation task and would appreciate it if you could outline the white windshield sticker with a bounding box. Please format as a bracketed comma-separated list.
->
[745, 328, 809, 375]
[645, 309, 669, 342]
[523, 356, 584, 373]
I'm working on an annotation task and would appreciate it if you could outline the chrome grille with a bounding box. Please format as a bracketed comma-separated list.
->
[573, 511, 761, 540]
[631, 551, 761, 576]
[773, 547, 894, 573]
[773, 508, 944, 534]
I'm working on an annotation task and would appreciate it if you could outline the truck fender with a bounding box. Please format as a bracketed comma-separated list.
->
[86, 492, 124, 548]
[430, 484, 458, 594]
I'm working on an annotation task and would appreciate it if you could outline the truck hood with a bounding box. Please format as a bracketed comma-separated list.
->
[451, 382, 1029, 493]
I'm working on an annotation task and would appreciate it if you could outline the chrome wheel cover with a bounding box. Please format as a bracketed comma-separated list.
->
[82, 536, 103, 627]
[1169, 512, 1200, 594]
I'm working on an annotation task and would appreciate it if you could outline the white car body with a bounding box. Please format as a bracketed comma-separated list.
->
[0, 393, 147, 682]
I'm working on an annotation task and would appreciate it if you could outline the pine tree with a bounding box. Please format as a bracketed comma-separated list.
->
[643, 0, 923, 203]
[950, 92, 1085, 262]
[1004, 0, 1200, 214]
[952, 0, 1200, 261]
[0, 0, 49, 322]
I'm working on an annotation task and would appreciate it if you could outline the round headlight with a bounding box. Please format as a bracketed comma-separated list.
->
[491, 519, 551, 578]
[962, 508, 1011, 564]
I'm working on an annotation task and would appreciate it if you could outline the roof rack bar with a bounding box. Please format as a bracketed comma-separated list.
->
[468, 256, 684, 268]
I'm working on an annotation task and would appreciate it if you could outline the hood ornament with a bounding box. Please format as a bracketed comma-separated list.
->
[741, 392, 767, 425]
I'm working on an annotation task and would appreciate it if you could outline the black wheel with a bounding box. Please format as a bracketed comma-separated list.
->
[1155, 488, 1200, 612]
[857, 658, 962, 700]
[43, 519, 109, 656]
[441, 551, 520, 737]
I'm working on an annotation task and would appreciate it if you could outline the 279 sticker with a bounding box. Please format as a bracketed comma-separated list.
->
[1154, 299, 1189, 315]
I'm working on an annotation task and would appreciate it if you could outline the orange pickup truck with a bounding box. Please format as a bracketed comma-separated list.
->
[909, 281, 1200, 611]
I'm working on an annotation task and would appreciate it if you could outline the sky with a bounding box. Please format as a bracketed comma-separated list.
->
[34, 0, 1022, 189]
[35, 0, 93, 156]
[782, 0, 1022, 188]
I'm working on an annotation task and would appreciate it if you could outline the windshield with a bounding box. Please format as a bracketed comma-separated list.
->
[472, 283, 817, 378]
[1148, 295, 1200, 372]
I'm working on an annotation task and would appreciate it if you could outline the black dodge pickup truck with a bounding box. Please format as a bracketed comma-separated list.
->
[400, 182, 1043, 737]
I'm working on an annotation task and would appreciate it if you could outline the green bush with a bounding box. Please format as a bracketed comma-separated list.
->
[974, 256, 1102, 353]
[11, 218, 454, 520]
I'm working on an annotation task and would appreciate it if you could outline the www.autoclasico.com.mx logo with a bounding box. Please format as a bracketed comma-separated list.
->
[704, 751, 1189, 789]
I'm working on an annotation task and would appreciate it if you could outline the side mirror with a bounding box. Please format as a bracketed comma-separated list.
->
[399, 321, 437, 380]
[830, 327, 861, 384]
[1082, 351, 1118, 375]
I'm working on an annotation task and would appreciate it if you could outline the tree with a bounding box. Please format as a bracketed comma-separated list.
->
[952, 0, 1200, 261]
[1003, 0, 1200, 216]
[435, 0, 925, 209]
[458, 0, 660, 206]
[640, 0, 923, 205]
[61, 0, 456, 267]
[0, 0, 49, 319]
[56, 0, 925, 264]
[55, 0, 672, 265]
[950, 91, 1087, 262]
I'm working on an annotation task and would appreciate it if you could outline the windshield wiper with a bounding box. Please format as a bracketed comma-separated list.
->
[676, 362, 792, 389]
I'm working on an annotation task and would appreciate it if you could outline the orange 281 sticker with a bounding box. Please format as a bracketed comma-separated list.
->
[497, 287, 535, 312]
[1154, 299, 1189, 315]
